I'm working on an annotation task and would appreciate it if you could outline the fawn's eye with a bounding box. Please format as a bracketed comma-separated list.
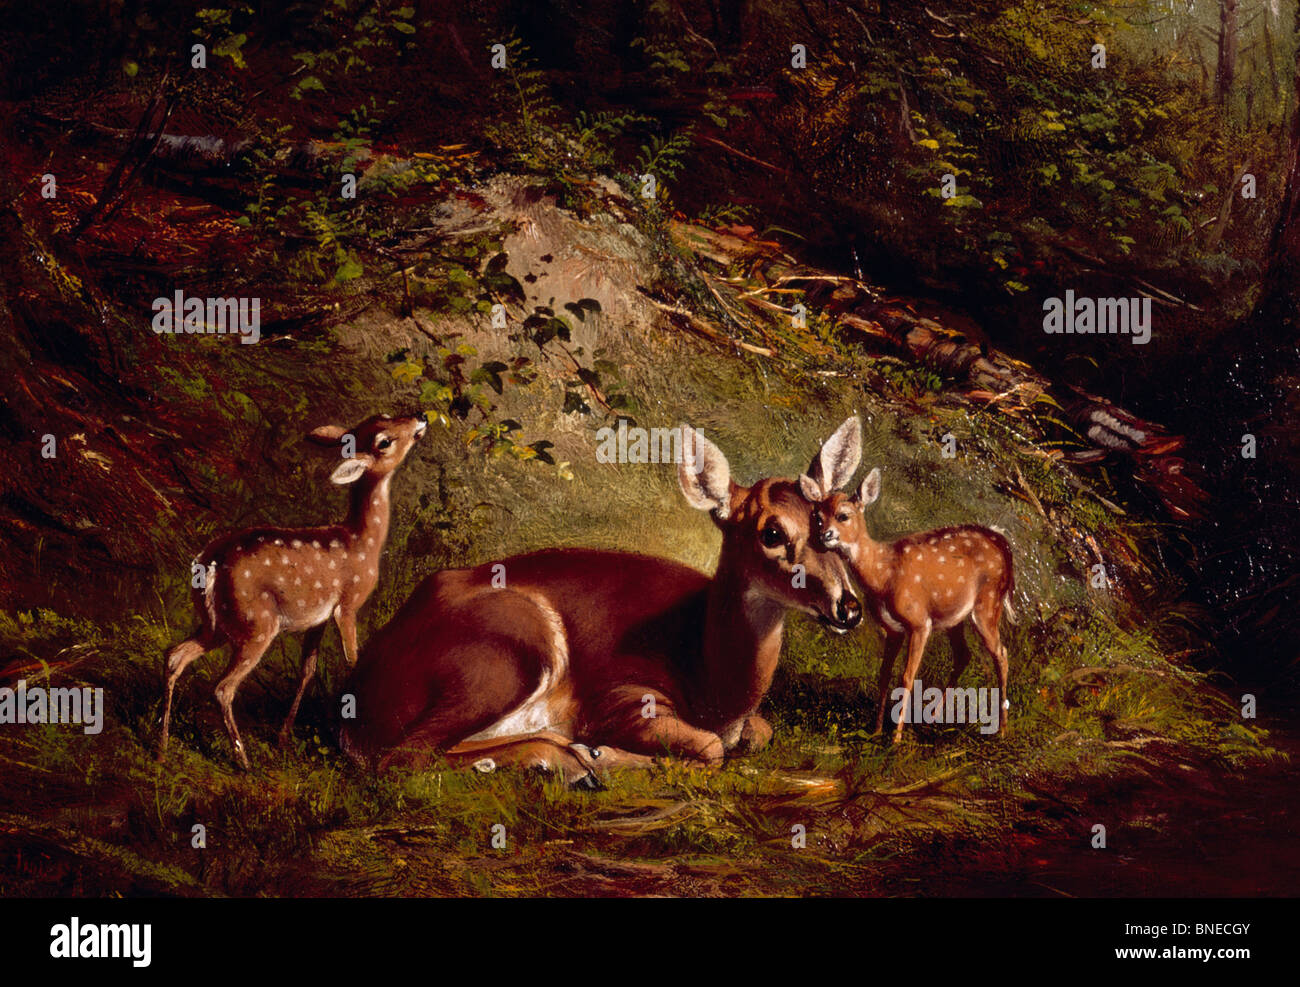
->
[760, 525, 785, 549]
[836, 511, 852, 523]
[376, 436, 393, 451]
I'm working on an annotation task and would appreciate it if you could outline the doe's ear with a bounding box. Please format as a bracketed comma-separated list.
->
[678, 424, 734, 519]
[329, 455, 374, 485]
[854, 467, 882, 508]
[308, 424, 348, 447]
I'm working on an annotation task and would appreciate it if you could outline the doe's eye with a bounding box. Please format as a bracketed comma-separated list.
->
[836, 512, 852, 523]
[377, 437, 394, 451]
[760, 526, 785, 549]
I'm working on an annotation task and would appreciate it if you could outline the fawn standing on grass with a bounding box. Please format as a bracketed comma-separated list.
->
[158, 414, 426, 769]
[800, 417, 1014, 742]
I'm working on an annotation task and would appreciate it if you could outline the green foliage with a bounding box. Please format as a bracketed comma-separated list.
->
[486, 34, 653, 197]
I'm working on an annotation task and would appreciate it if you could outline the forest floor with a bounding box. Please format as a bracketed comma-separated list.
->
[1, 122, 1293, 897]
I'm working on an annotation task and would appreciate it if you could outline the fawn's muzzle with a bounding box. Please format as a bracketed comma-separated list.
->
[821, 528, 839, 548]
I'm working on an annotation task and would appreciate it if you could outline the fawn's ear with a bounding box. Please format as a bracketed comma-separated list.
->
[329, 455, 374, 485]
[308, 425, 348, 446]
[678, 424, 734, 519]
[853, 467, 881, 508]
[803, 417, 861, 500]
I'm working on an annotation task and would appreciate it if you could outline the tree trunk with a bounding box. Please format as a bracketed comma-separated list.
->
[1255, 8, 1300, 335]
[1217, 0, 1239, 106]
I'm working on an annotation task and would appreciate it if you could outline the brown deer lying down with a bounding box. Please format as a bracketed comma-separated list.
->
[800, 417, 1014, 742]
[339, 425, 862, 784]
[158, 414, 426, 769]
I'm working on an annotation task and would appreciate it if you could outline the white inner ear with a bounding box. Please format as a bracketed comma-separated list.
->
[330, 457, 371, 485]
[678, 425, 732, 516]
[819, 417, 862, 492]
[798, 473, 824, 502]
[859, 467, 881, 506]
[310, 424, 347, 444]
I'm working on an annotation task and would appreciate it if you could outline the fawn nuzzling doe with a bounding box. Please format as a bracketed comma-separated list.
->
[799, 417, 1014, 742]
[158, 414, 426, 769]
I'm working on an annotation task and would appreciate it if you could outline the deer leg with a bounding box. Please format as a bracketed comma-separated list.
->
[632, 716, 726, 764]
[158, 627, 221, 761]
[720, 712, 773, 753]
[444, 731, 654, 787]
[892, 620, 932, 744]
[737, 713, 773, 754]
[214, 631, 276, 771]
[334, 606, 359, 666]
[873, 631, 904, 735]
[946, 627, 974, 690]
[596, 695, 727, 765]
[970, 597, 1010, 733]
[278, 623, 327, 748]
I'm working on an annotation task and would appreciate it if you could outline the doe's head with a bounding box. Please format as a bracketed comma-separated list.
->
[677, 424, 861, 632]
[307, 414, 427, 485]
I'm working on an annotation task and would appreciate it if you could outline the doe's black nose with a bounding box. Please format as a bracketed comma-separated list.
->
[837, 594, 862, 628]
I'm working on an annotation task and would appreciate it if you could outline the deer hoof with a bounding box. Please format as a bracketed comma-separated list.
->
[472, 757, 497, 773]
[568, 770, 604, 792]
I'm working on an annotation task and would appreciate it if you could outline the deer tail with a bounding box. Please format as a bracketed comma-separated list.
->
[193, 557, 219, 634]
[987, 527, 1017, 626]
